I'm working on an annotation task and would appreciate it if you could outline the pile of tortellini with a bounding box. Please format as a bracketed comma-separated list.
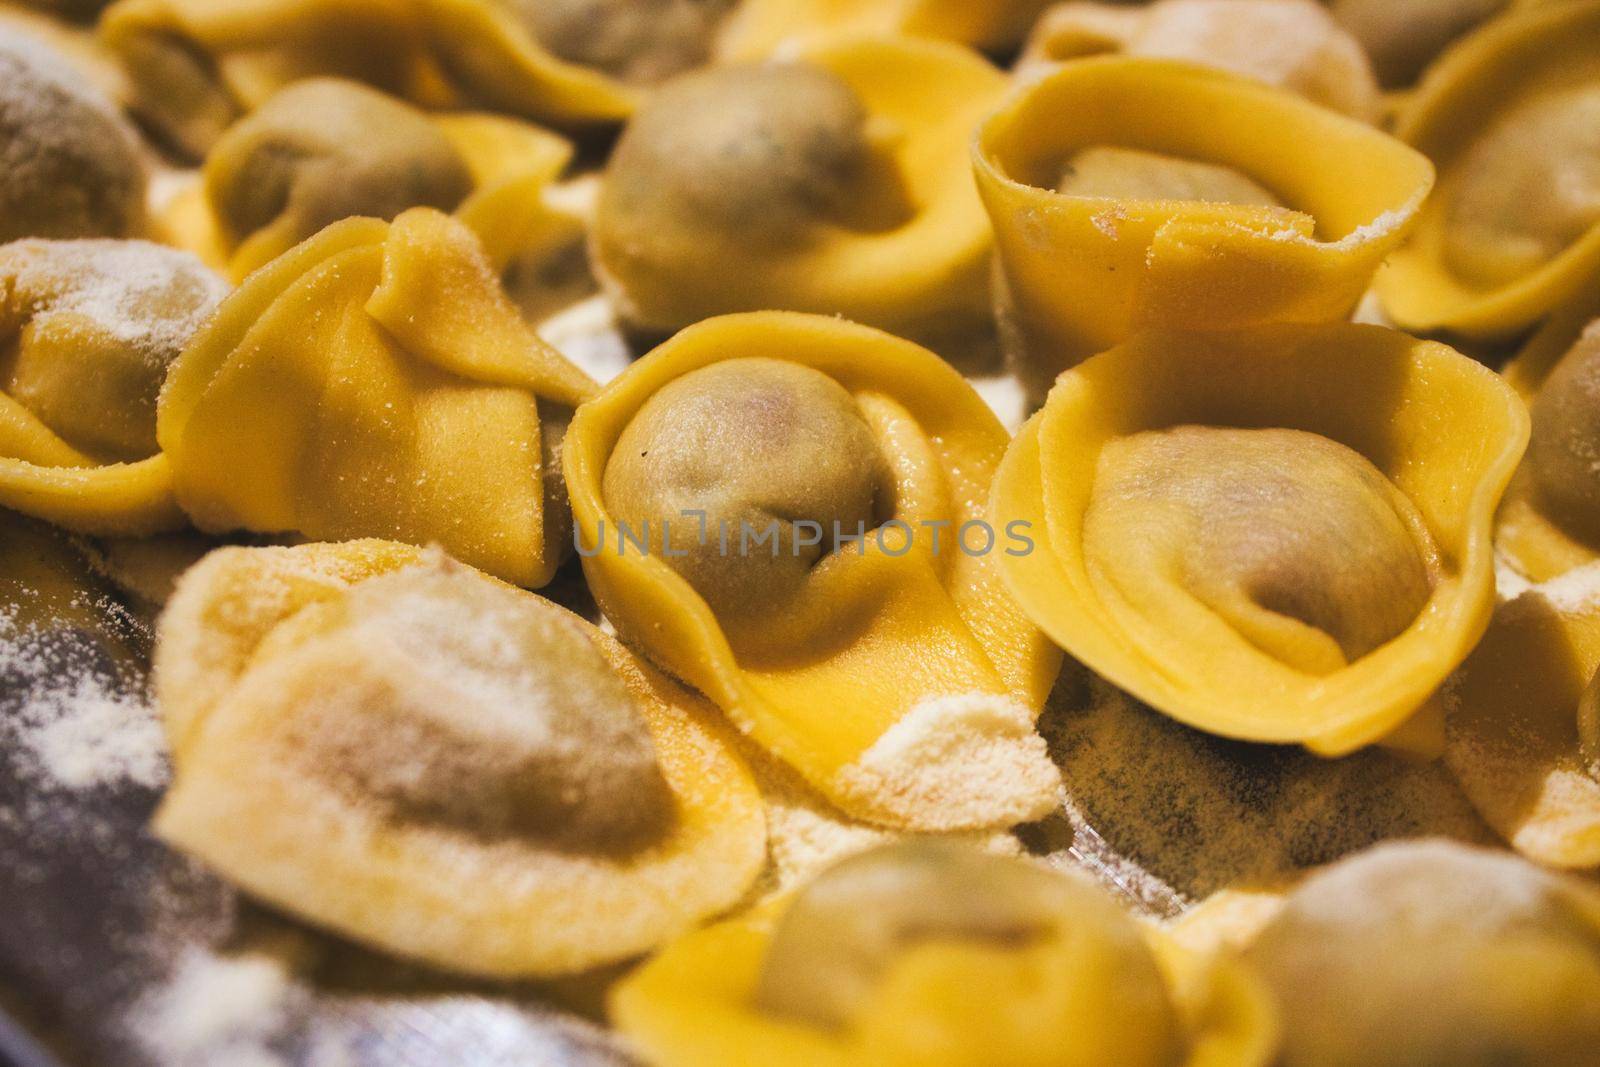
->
[3, 0, 1600, 1063]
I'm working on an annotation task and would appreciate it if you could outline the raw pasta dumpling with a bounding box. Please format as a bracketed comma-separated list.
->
[612, 841, 1273, 1067]
[0, 238, 228, 535]
[593, 37, 1008, 354]
[156, 207, 596, 588]
[1444, 562, 1600, 867]
[565, 312, 1062, 831]
[0, 28, 146, 244]
[1019, 0, 1379, 121]
[154, 542, 767, 977]
[163, 76, 574, 280]
[974, 57, 1432, 404]
[989, 323, 1527, 753]
[98, 0, 680, 159]
[1238, 840, 1600, 1067]
[1378, 1, 1600, 339]
[1495, 288, 1600, 580]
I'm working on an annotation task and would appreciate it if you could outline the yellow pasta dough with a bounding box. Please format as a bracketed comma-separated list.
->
[0, 28, 147, 243]
[592, 36, 1008, 353]
[974, 57, 1432, 404]
[1495, 287, 1600, 581]
[156, 207, 596, 588]
[98, 0, 674, 159]
[1444, 562, 1600, 867]
[715, 0, 1051, 58]
[1020, 0, 1380, 121]
[989, 323, 1527, 754]
[156, 77, 575, 281]
[153, 541, 767, 977]
[1378, 0, 1600, 340]
[612, 842, 1274, 1067]
[0, 238, 228, 536]
[565, 312, 1062, 831]
[1238, 840, 1600, 1067]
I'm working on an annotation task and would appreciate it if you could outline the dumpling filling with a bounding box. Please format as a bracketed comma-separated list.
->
[281, 559, 672, 847]
[204, 78, 474, 262]
[602, 357, 887, 625]
[511, 0, 729, 85]
[1242, 840, 1600, 1067]
[0, 29, 147, 243]
[1529, 323, 1600, 548]
[600, 63, 911, 254]
[1444, 84, 1600, 288]
[1056, 146, 1284, 207]
[1084, 426, 1436, 673]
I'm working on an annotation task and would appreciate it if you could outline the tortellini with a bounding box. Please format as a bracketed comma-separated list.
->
[1237, 840, 1600, 1067]
[0, 28, 147, 244]
[503, 0, 730, 86]
[1328, 0, 1508, 88]
[611, 841, 1273, 1067]
[156, 207, 596, 588]
[989, 323, 1528, 753]
[1378, 1, 1600, 340]
[195, 78, 473, 277]
[974, 58, 1433, 404]
[98, 0, 663, 159]
[153, 541, 767, 976]
[716, 0, 1051, 59]
[1019, 0, 1380, 122]
[1496, 290, 1600, 581]
[1444, 562, 1600, 867]
[0, 238, 228, 535]
[593, 38, 1008, 353]
[565, 312, 1063, 831]
[160, 76, 575, 281]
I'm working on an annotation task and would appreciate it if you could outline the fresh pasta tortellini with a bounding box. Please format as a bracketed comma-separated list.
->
[499, 0, 730, 86]
[153, 541, 767, 976]
[990, 324, 1528, 754]
[1496, 289, 1600, 581]
[1237, 840, 1600, 1067]
[974, 58, 1433, 403]
[1378, 1, 1600, 340]
[1444, 562, 1600, 867]
[0, 28, 147, 244]
[161, 77, 575, 281]
[593, 38, 1008, 352]
[0, 238, 228, 535]
[98, 0, 663, 160]
[156, 208, 595, 588]
[566, 312, 1062, 831]
[1019, 0, 1380, 122]
[1328, 0, 1508, 88]
[612, 841, 1273, 1067]
[716, 0, 1051, 59]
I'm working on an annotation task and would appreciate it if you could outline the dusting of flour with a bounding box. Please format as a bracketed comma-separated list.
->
[831, 692, 1062, 832]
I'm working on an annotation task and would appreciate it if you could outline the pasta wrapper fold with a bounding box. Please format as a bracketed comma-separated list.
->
[974, 57, 1432, 399]
[565, 312, 1062, 831]
[1377, 1, 1600, 339]
[593, 36, 1007, 349]
[611, 844, 1272, 1067]
[157, 208, 596, 588]
[99, 0, 635, 159]
[153, 541, 767, 977]
[990, 323, 1527, 754]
